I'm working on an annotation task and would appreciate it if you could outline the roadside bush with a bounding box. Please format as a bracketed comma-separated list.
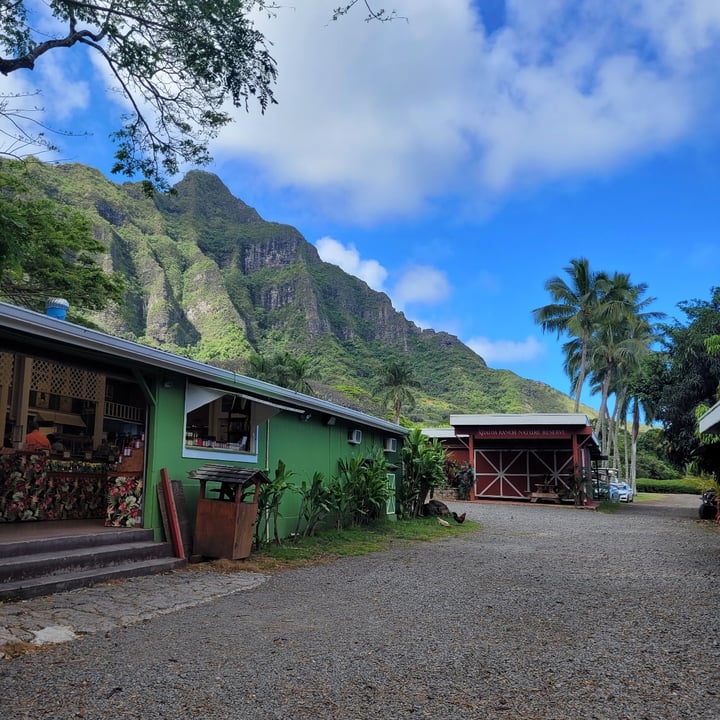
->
[636, 478, 704, 494]
[635, 455, 681, 480]
[399, 427, 447, 517]
[334, 448, 390, 527]
[294, 471, 332, 538]
[255, 460, 297, 547]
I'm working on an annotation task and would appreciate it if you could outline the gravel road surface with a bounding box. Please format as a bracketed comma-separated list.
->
[2, 495, 719, 719]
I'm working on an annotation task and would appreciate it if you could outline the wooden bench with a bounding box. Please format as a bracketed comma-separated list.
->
[530, 481, 561, 503]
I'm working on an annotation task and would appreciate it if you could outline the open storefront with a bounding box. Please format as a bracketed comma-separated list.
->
[1, 350, 148, 526]
[0, 302, 407, 548]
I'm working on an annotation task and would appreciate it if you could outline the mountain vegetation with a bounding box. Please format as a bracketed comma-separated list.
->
[0, 161, 125, 310]
[2, 159, 584, 426]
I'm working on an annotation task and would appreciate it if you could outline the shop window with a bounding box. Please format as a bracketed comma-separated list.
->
[184, 385, 262, 461]
[185, 387, 251, 450]
[183, 383, 305, 461]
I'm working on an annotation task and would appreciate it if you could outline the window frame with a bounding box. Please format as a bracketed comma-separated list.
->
[181, 382, 303, 463]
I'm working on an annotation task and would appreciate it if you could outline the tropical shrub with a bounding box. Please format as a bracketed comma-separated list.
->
[334, 449, 390, 527]
[294, 471, 332, 537]
[255, 460, 297, 546]
[399, 427, 447, 517]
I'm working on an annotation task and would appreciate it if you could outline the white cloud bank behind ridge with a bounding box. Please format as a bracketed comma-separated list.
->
[315, 237, 451, 312]
[211, 0, 720, 221]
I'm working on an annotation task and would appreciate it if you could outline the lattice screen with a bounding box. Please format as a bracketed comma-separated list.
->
[0, 352, 13, 391]
[30, 358, 105, 403]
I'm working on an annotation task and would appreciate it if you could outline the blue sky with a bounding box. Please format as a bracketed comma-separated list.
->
[4, 1, 720, 408]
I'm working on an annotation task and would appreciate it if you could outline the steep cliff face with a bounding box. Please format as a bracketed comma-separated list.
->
[241, 234, 308, 274]
[17, 162, 577, 424]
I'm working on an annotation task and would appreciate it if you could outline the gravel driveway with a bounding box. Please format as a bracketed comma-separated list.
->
[2, 495, 720, 719]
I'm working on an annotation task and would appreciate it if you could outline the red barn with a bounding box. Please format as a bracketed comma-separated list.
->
[426, 413, 602, 503]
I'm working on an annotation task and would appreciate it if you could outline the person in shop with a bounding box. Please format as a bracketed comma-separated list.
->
[47, 434, 65, 454]
[25, 422, 51, 451]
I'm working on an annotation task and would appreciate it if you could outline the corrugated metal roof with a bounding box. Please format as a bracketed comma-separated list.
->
[422, 428, 461, 438]
[0, 302, 406, 436]
[450, 412, 592, 427]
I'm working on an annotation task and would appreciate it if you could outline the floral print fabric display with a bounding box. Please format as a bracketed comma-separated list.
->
[106, 475, 143, 527]
[0, 454, 108, 521]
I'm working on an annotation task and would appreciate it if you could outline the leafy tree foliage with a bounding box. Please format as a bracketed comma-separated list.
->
[535, 258, 665, 485]
[533, 257, 610, 411]
[331, 1, 402, 22]
[0, 1, 396, 189]
[0, 0, 279, 189]
[0, 160, 124, 311]
[648, 288, 720, 471]
[584, 273, 662, 479]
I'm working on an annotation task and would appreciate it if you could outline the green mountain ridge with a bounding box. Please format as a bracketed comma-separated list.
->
[17, 161, 583, 425]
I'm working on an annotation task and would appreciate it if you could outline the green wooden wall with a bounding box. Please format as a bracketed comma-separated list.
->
[142, 374, 402, 543]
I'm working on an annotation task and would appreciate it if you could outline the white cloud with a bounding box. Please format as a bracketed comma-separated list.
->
[466, 335, 546, 365]
[7, 0, 720, 222]
[315, 237, 387, 291]
[208, 0, 720, 221]
[631, 0, 720, 63]
[391, 265, 451, 309]
[37, 64, 91, 123]
[314, 236, 451, 313]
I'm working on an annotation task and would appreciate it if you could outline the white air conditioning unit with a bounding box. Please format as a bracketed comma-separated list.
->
[383, 437, 397, 453]
[348, 429, 362, 445]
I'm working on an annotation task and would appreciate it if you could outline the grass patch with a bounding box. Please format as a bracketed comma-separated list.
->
[634, 492, 666, 502]
[597, 499, 621, 513]
[198, 517, 478, 574]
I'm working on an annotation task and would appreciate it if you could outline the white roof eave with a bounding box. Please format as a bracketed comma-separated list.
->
[699, 401, 720, 435]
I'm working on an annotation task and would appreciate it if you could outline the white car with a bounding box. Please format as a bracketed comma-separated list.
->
[611, 481, 634, 502]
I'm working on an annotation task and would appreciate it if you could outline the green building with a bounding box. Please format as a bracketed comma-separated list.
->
[0, 302, 406, 547]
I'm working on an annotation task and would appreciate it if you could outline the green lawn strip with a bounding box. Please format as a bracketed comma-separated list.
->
[597, 499, 621, 513]
[634, 492, 667, 502]
[205, 518, 478, 574]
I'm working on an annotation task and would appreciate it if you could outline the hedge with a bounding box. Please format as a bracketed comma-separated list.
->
[635, 478, 709, 495]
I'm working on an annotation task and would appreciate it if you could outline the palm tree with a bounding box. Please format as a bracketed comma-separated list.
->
[376, 358, 420, 423]
[248, 351, 315, 395]
[248, 353, 272, 380]
[585, 273, 662, 449]
[622, 327, 663, 493]
[532, 258, 609, 411]
[277, 354, 314, 395]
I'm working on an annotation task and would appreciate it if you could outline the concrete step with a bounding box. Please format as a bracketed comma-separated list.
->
[0, 525, 186, 601]
[0, 540, 176, 583]
[0, 528, 154, 559]
[0, 556, 187, 602]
